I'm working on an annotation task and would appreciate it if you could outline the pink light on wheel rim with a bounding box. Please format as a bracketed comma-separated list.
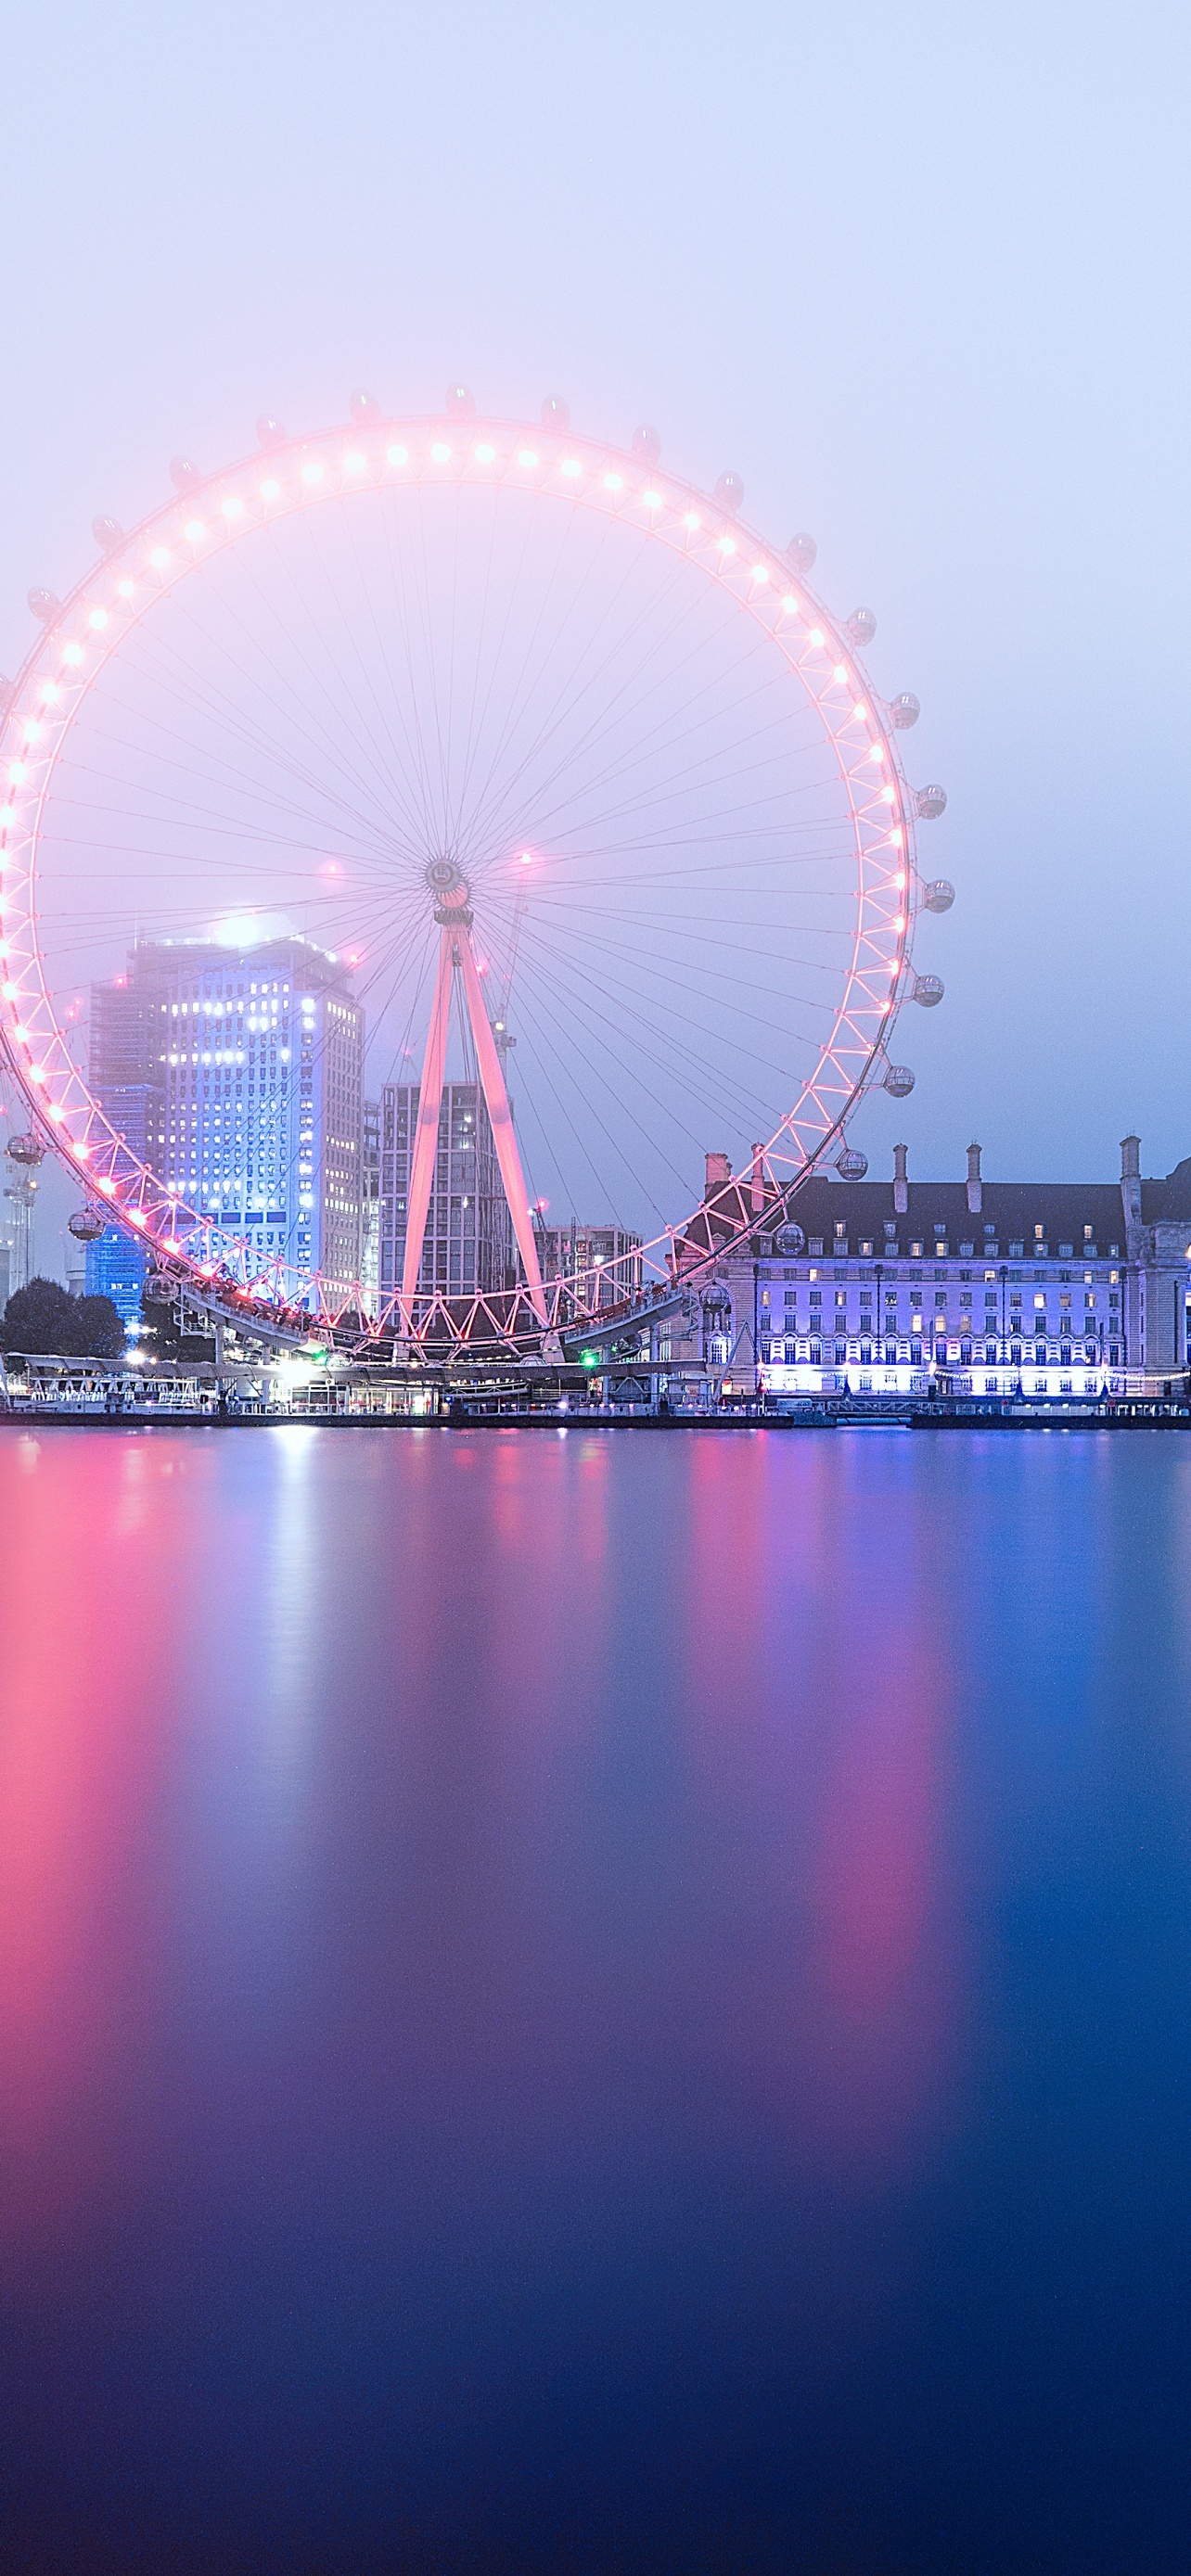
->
[0, 406, 928, 1349]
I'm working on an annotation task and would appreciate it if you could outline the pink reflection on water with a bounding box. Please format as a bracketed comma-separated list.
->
[0, 1422, 968, 2258]
[0, 1439, 170, 2200]
[679, 1430, 964, 2173]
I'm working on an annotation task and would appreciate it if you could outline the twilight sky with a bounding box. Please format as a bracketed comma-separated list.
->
[2, 0, 1187, 1270]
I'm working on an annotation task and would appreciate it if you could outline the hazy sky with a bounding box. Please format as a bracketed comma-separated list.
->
[3, 0, 1188, 1270]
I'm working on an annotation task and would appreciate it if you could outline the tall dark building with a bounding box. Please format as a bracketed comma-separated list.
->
[379, 1082, 515, 1300]
[83, 963, 163, 1324]
[88, 968, 169, 1167]
[361, 1097, 381, 1315]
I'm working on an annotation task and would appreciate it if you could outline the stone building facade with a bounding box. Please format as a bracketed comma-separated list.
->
[656, 1138, 1191, 1402]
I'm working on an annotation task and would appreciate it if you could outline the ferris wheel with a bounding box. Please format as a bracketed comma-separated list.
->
[0, 386, 952, 1350]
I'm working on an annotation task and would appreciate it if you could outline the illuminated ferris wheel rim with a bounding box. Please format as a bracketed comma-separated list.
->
[0, 401, 944, 1345]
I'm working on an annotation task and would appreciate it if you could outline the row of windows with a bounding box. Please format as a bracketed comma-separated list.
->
[795, 1234, 1121, 1260]
[775, 1298, 1119, 1319]
[776, 1267, 1120, 1288]
[762, 1338, 1123, 1364]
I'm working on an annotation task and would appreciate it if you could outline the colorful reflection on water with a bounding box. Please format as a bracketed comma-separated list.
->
[1, 1424, 1190, 2570]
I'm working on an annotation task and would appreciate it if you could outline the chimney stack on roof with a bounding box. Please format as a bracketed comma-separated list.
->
[705, 1152, 732, 1198]
[893, 1141, 908, 1216]
[749, 1142, 764, 1216]
[967, 1141, 982, 1215]
[1120, 1133, 1142, 1237]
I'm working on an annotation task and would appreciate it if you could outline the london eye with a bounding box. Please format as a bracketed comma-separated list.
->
[0, 389, 951, 1350]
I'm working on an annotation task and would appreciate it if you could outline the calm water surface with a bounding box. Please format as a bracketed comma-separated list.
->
[1, 1422, 1190, 2572]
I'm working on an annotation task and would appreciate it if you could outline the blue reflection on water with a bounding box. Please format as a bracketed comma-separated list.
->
[1, 1424, 1190, 2571]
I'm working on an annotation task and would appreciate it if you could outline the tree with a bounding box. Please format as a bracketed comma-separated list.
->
[73, 1294, 127, 1361]
[2, 1276, 125, 1360]
[138, 1282, 215, 1362]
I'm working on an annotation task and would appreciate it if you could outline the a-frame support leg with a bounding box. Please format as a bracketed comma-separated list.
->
[455, 929, 549, 1330]
[400, 927, 453, 1318]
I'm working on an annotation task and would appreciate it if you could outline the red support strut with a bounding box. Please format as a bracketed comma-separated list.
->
[401, 894, 548, 1333]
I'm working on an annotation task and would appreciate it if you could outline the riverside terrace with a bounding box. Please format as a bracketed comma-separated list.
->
[664, 1134, 1191, 1405]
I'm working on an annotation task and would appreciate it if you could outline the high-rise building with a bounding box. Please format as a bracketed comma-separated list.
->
[84, 960, 157, 1323]
[379, 1082, 515, 1301]
[2, 1168, 37, 1297]
[84, 1224, 151, 1329]
[361, 1098, 381, 1317]
[532, 1222, 642, 1309]
[86, 937, 365, 1301]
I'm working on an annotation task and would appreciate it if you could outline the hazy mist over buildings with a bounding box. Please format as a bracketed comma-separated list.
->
[2, 0, 1186, 1272]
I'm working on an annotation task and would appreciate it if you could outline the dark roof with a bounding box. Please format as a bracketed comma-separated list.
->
[1141, 1158, 1191, 1221]
[781, 1175, 1130, 1247]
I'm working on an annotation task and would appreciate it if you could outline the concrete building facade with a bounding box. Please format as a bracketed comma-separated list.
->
[86, 937, 365, 1303]
[532, 1221, 642, 1311]
[379, 1082, 515, 1302]
[361, 1097, 381, 1318]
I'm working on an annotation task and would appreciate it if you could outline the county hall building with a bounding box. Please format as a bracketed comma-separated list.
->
[681, 1137, 1191, 1402]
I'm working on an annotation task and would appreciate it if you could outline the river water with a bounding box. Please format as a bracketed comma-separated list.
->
[1, 1422, 1189, 2571]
